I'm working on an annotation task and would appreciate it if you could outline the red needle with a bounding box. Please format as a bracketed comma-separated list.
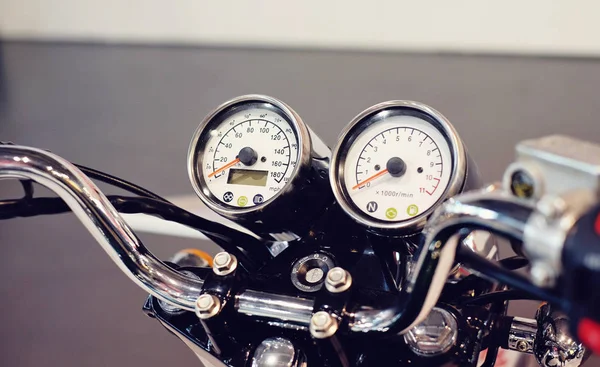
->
[352, 169, 389, 190]
[208, 158, 240, 178]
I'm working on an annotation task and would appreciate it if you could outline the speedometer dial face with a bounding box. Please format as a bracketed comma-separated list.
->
[188, 96, 304, 212]
[330, 101, 466, 232]
[201, 107, 298, 208]
[344, 116, 452, 222]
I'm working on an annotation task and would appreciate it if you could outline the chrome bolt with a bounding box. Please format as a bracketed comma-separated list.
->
[251, 338, 299, 367]
[195, 294, 221, 319]
[309, 311, 338, 339]
[212, 252, 238, 276]
[404, 307, 458, 356]
[516, 340, 529, 352]
[325, 267, 352, 293]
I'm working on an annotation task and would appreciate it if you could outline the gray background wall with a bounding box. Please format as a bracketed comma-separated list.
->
[1, 41, 600, 365]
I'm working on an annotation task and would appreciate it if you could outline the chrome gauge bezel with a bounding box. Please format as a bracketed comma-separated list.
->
[187, 95, 312, 217]
[329, 100, 467, 233]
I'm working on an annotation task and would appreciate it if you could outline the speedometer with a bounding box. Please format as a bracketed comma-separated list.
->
[330, 101, 472, 234]
[188, 95, 332, 236]
[200, 106, 298, 208]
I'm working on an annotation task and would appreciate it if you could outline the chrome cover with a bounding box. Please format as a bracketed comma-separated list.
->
[251, 337, 305, 367]
[403, 307, 458, 356]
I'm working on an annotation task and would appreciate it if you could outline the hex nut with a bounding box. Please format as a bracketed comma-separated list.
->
[195, 294, 221, 319]
[325, 267, 352, 293]
[517, 340, 529, 352]
[309, 311, 338, 339]
[212, 252, 238, 276]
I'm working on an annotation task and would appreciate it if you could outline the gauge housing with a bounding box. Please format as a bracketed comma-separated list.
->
[188, 95, 331, 236]
[330, 101, 472, 234]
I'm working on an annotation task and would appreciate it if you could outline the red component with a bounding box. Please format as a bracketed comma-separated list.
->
[595, 213, 600, 236]
[578, 318, 600, 355]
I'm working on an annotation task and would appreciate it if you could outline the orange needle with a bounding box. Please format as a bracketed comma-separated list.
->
[352, 168, 389, 190]
[208, 158, 240, 178]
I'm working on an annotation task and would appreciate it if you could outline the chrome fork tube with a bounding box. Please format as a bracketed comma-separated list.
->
[0, 145, 203, 311]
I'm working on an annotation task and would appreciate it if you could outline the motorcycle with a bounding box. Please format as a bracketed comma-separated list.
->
[1, 94, 599, 367]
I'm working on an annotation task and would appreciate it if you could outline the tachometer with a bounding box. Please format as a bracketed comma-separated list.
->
[330, 101, 472, 234]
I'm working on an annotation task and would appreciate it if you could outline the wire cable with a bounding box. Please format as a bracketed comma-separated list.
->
[1, 142, 169, 202]
[457, 246, 563, 306]
[74, 164, 171, 203]
[459, 289, 541, 306]
[0, 156, 273, 269]
[498, 256, 529, 270]
[441, 257, 528, 303]
[0, 195, 270, 271]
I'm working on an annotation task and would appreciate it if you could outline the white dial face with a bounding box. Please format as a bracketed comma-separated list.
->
[200, 106, 299, 208]
[342, 114, 453, 222]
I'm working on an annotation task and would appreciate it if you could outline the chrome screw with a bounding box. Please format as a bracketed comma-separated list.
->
[195, 294, 221, 319]
[325, 267, 352, 293]
[212, 252, 238, 276]
[516, 340, 529, 352]
[310, 311, 338, 339]
[404, 307, 458, 356]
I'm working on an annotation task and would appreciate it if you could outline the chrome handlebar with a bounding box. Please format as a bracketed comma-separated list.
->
[2, 140, 593, 366]
[0, 145, 563, 335]
[423, 189, 534, 245]
[0, 145, 204, 311]
[236, 290, 314, 327]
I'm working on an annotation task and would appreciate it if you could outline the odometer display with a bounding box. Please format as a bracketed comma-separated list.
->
[227, 168, 269, 187]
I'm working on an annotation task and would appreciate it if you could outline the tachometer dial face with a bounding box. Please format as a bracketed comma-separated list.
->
[188, 96, 305, 213]
[330, 101, 466, 232]
[345, 117, 452, 222]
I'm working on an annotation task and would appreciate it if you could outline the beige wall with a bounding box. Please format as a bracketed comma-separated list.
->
[2, 1, 600, 57]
